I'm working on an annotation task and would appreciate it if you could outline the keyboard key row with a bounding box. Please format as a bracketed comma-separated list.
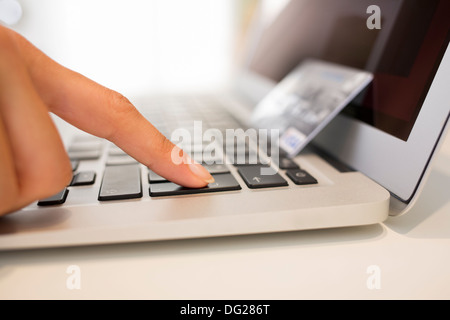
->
[37, 162, 317, 205]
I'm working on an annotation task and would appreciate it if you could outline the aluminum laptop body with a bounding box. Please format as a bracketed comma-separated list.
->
[0, 0, 448, 250]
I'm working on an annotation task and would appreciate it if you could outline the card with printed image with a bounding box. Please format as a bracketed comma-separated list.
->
[251, 59, 373, 157]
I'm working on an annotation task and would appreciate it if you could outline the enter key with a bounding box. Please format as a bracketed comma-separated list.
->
[237, 166, 288, 189]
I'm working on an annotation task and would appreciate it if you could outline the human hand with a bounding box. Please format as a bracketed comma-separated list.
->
[0, 25, 214, 216]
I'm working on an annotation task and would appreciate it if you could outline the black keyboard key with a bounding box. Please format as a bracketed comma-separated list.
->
[238, 166, 288, 189]
[37, 188, 69, 206]
[71, 171, 96, 186]
[98, 164, 142, 201]
[286, 169, 318, 185]
[149, 173, 241, 197]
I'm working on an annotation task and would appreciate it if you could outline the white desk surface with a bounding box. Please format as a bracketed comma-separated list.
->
[1, 133, 449, 300]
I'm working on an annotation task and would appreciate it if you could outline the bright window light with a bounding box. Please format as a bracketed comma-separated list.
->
[12, 0, 233, 96]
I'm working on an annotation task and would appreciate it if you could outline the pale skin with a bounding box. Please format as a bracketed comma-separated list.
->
[0, 25, 214, 216]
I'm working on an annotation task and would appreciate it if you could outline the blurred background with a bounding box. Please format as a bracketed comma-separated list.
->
[2, 0, 289, 97]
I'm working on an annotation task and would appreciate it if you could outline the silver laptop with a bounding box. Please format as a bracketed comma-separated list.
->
[0, 0, 449, 250]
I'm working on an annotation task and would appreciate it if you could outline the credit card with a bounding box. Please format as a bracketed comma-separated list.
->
[251, 59, 373, 157]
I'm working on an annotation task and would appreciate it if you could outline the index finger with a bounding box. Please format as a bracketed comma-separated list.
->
[10, 27, 214, 188]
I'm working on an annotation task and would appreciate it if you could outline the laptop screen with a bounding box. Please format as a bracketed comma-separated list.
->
[248, 0, 450, 141]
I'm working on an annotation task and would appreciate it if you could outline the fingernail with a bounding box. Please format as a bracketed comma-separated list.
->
[188, 162, 215, 184]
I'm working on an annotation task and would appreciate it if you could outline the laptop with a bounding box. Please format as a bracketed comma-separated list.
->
[0, 0, 449, 250]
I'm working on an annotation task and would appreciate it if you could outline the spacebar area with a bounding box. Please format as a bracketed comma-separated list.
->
[98, 164, 142, 201]
[149, 173, 241, 197]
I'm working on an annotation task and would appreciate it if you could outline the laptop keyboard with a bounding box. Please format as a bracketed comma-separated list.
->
[37, 96, 318, 206]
